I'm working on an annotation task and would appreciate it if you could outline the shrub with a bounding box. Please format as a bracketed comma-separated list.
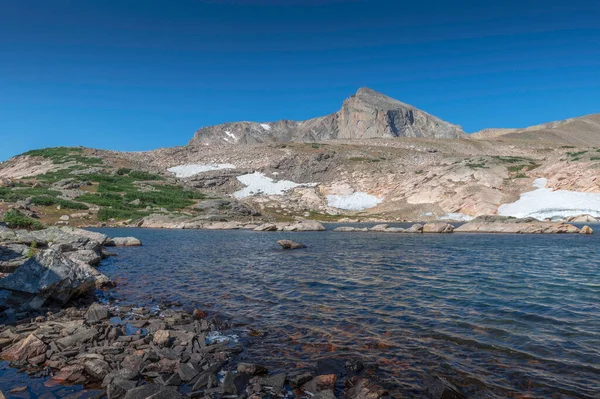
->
[2, 210, 43, 230]
[30, 196, 89, 210]
[97, 208, 148, 221]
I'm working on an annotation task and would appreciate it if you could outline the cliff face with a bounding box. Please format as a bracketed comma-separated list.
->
[188, 87, 465, 146]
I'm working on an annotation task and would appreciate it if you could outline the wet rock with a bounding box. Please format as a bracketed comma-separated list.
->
[406, 223, 424, 233]
[580, 225, 594, 234]
[102, 368, 140, 387]
[86, 303, 109, 323]
[314, 391, 336, 399]
[288, 371, 315, 388]
[1, 333, 47, 362]
[346, 377, 389, 399]
[52, 364, 87, 384]
[238, 362, 268, 375]
[253, 223, 278, 232]
[277, 240, 307, 250]
[107, 237, 142, 247]
[263, 373, 287, 394]
[222, 371, 238, 395]
[425, 375, 466, 399]
[302, 374, 337, 395]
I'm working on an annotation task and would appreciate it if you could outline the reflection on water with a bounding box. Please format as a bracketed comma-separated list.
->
[95, 226, 600, 398]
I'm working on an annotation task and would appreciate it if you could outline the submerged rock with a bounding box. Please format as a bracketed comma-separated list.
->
[277, 240, 307, 250]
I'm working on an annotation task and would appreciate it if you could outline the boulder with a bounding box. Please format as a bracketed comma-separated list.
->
[580, 225, 594, 235]
[66, 249, 102, 267]
[346, 377, 389, 399]
[0, 249, 110, 310]
[424, 375, 466, 399]
[1, 333, 47, 362]
[254, 223, 278, 232]
[281, 220, 326, 232]
[278, 240, 307, 250]
[456, 219, 581, 234]
[406, 224, 424, 233]
[301, 374, 337, 395]
[333, 227, 368, 232]
[369, 224, 389, 232]
[237, 363, 268, 375]
[106, 237, 142, 247]
[0, 244, 29, 273]
[205, 222, 242, 230]
[423, 223, 454, 233]
[86, 303, 109, 323]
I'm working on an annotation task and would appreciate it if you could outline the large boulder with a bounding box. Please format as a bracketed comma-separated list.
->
[0, 249, 110, 310]
[580, 225, 594, 235]
[456, 219, 582, 234]
[0, 244, 29, 273]
[422, 223, 454, 233]
[106, 237, 142, 247]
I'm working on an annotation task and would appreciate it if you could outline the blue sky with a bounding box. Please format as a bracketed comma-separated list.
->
[1, 0, 600, 161]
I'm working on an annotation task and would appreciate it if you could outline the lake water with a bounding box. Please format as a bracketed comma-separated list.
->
[93, 226, 600, 398]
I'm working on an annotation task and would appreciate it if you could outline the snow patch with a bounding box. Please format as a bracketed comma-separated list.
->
[168, 164, 235, 178]
[327, 192, 383, 211]
[438, 213, 474, 221]
[498, 178, 600, 220]
[260, 123, 271, 131]
[234, 172, 314, 198]
[224, 130, 238, 141]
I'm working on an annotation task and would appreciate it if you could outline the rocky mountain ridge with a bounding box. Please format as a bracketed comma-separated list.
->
[188, 87, 466, 146]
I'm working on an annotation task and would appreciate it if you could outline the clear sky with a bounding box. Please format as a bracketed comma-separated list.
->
[1, 0, 600, 161]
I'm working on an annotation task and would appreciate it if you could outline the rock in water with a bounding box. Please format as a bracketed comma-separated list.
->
[580, 225, 594, 234]
[0, 249, 109, 310]
[423, 222, 455, 233]
[106, 237, 142, 246]
[278, 240, 307, 250]
[1, 333, 47, 362]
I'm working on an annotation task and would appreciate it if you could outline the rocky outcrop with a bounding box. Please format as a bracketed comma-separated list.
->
[422, 222, 454, 233]
[565, 214, 599, 223]
[580, 225, 594, 235]
[455, 216, 583, 234]
[254, 220, 326, 232]
[188, 87, 465, 146]
[0, 249, 110, 311]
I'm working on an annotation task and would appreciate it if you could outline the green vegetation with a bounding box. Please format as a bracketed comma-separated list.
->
[565, 150, 588, 161]
[348, 157, 382, 163]
[309, 143, 323, 149]
[560, 145, 576, 149]
[493, 156, 528, 164]
[117, 168, 132, 175]
[2, 210, 43, 230]
[591, 157, 600, 161]
[0, 186, 61, 203]
[514, 173, 528, 178]
[27, 242, 37, 258]
[23, 147, 103, 165]
[308, 211, 345, 221]
[97, 208, 149, 222]
[507, 163, 540, 173]
[465, 159, 488, 169]
[30, 196, 89, 210]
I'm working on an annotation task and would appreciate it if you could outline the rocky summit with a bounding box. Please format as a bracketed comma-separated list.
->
[188, 87, 465, 146]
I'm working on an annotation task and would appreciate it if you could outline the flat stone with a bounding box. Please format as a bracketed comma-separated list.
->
[177, 362, 199, 382]
[86, 303, 109, 324]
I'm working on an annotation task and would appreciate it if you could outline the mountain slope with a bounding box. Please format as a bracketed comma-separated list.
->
[188, 87, 466, 146]
[471, 114, 600, 146]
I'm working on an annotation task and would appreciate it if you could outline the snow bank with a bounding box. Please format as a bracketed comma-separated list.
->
[168, 164, 235, 178]
[327, 192, 382, 211]
[498, 178, 600, 220]
[260, 124, 271, 131]
[438, 213, 474, 221]
[234, 172, 314, 198]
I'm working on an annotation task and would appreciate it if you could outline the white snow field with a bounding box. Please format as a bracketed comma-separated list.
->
[438, 213, 474, 221]
[234, 172, 314, 198]
[260, 124, 271, 130]
[498, 178, 600, 219]
[168, 164, 236, 178]
[326, 192, 383, 211]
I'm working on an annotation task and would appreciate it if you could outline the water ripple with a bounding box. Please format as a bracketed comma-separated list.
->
[94, 226, 600, 398]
